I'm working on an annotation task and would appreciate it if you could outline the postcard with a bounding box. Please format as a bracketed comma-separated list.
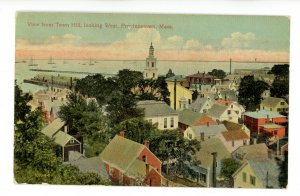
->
[15, 12, 289, 188]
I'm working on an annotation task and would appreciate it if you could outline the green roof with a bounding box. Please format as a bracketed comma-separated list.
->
[126, 159, 146, 178]
[100, 135, 145, 172]
[137, 100, 178, 117]
[53, 131, 75, 146]
[165, 75, 186, 82]
[261, 123, 284, 129]
[243, 110, 286, 119]
[208, 104, 228, 118]
[179, 109, 205, 126]
[41, 118, 65, 137]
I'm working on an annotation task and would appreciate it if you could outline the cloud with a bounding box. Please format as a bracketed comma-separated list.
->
[44, 34, 81, 45]
[183, 39, 213, 50]
[221, 32, 256, 49]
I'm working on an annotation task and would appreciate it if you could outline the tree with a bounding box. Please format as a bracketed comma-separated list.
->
[238, 75, 269, 111]
[269, 64, 289, 80]
[14, 84, 109, 185]
[192, 90, 199, 101]
[278, 151, 288, 188]
[220, 158, 242, 187]
[208, 69, 226, 80]
[117, 117, 157, 144]
[166, 68, 175, 78]
[270, 79, 289, 98]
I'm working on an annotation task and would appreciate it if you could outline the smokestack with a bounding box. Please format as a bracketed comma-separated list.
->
[144, 140, 150, 148]
[174, 79, 177, 110]
[211, 152, 218, 187]
[120, 130, 125, 137]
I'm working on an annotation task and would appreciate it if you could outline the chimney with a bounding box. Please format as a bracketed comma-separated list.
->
[211, 152, 218, 188]
[200, 132, 205, 141]
[253, 138, 257, 145]
[120, 130, 125, 137]
[64, 125, 68, 133]
[207, 122, 209, 127]
[146, 163, 149, 176]
[144, 140, 150, 148]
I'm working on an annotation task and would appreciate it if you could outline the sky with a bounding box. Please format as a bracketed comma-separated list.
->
[15, 12, 290, 61]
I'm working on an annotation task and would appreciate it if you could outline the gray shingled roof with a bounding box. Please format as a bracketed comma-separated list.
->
[195, 137, 231, 168]
[233, 143, 269, 160]
[179, 109, 205, 126]
[247, 158, 280, 188]
[261, 97, 287, 108]
[41, 118, 65, 137]
[243, 110, 286, 119]
[218, 90, 237, 101]
[137, 100, 178, 117]
[190, 124, 227, 138]
[189, 96, 210, 112]
[68, 156, 110, 180]
[208, 104, 228, 118]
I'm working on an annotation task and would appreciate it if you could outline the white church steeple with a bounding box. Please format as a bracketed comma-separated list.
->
[144, 42, 158, 79]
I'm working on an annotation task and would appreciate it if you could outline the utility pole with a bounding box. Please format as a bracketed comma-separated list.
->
[211, 152, 218, 187]
[174, 78, 177, 110]
[230, 58, 232, 75]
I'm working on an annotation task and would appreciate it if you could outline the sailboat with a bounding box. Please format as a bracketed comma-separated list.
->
[89, 58, 94, 66]
[28, 57, 38, 66]
[48, 57, 55, 64]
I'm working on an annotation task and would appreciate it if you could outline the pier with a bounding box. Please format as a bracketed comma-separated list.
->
[29, 68, 116, 77]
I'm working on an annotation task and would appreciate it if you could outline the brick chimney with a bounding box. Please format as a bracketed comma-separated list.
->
[207, 121, 210, 127]
[120, 130, 125, 137]
[144, 140, 150, 148]
[200, 132, 205, 141]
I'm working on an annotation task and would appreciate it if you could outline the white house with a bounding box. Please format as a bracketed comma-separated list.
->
[217, 129, 250, 153]
[184, 124, 227, 141]
[137, 100, 178, 130]
[189, 96, 212, 114]
[208, 103, 239, 123]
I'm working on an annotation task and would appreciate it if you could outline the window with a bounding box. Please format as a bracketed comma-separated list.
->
[232, 140, 235, 147]
[170, 117, 174, 128]
[188, 99, 191, 104]
[188, 133, 192, 140]
[203, 109, 207, 113]
[164, 118, 167, 128]
[250, 175, 256, 186]
[274, 130, 278, 135]
[152, 62, 154, 67]
[228, 110, 231, 115]
[277, 108, 281, 112]
[280, 102, 285, 105]
[263, 106, 265, 110]
[70, 138, 75, 144]
[147, 62, 149, 67]
[231, 105, 233, 108]
[236, 111, 239, 115]
[146, 73, 148, 78]
[200, 173, 207, 183]
[270, 108, 272, 111]
[243, 172, 247, 182]
[142, 155, 147, 162]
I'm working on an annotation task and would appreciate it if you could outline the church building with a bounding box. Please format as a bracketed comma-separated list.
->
[144, 43, 158, 79]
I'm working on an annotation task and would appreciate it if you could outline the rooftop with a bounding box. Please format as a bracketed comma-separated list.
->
[186, 72, 214, 79]
[221, 130, 249, 141]
[261, 123, 285, 129]
[208, 104, 228, 118]
[189, 124, 227, 137]
[137, 100, 178, 117]
[243, 110, 286, 119]
[233, 143, 269, 160]
[261, 97, 287, 107]
[41, 118, 65, 137]
[100, 135, 146, 172]
[165, 75, 186, 82]
[179, 109, 206, 126]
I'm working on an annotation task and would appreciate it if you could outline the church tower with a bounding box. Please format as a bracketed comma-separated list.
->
[144, 42, 158, 79]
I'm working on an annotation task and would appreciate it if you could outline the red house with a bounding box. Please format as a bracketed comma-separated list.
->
[242, 110, 287, 139]
[100, 131, 162, 186]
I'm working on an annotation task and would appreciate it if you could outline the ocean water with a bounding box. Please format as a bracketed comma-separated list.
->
[15, 59, 280, 93]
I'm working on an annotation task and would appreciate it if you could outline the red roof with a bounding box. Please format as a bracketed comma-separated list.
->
[222, 130, 249, 141]
[215, 99, 233, 106]
[186, 72, 214, 79]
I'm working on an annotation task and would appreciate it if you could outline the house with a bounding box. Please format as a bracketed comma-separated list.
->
[178, 109, 217, 131]
[137, 100, 178, 130]
[260, 124, 286, 139]
[166, 76, 193, 111]
[215, 101, 245, 120]
[223, 120, 250, 137]
[216, 89, 238, 102]
[218, 129, 250, 153]
[243, 110, 287, 136]
[260, 97, 288, 113]
[189, 96, 212, 114]
[232, 158, 280, 188]
[232, 143, 270, 162]
[194, 137, 231, 187]
[100, 131, 162, 186]
[208, 103, 239, 123]
[67, 151, 110, 181]
[41, 118, 82, 161]
[184, 124, 227, 141]
[186, 71, 215, 86]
